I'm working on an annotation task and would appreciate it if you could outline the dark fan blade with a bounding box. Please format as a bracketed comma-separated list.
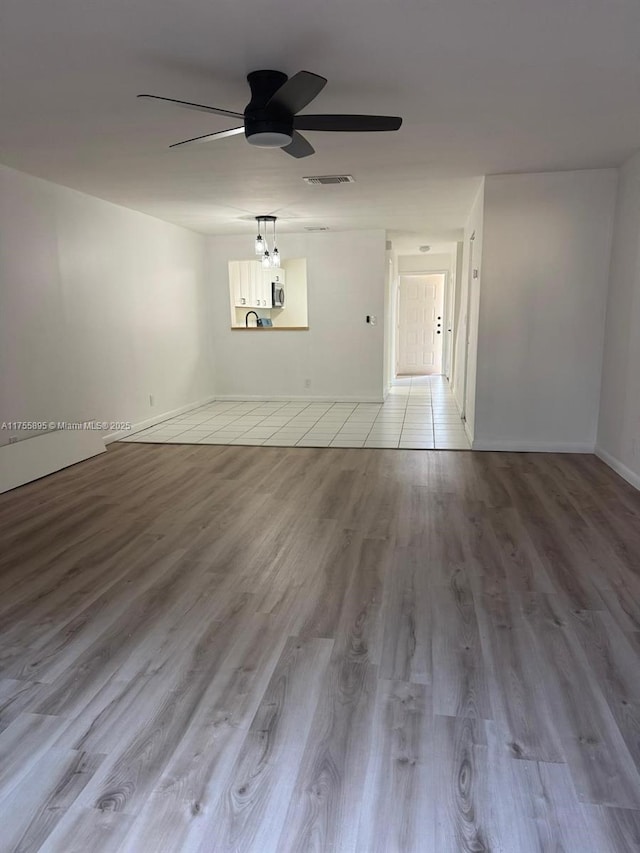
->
[137, 94, 243, 120]
[169, 127, 245, 148]
[294, 114, 402, 132]
[281, 131, 315, 158]
[267, 71, 327, 115]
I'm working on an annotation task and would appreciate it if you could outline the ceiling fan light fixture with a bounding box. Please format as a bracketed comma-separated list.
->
[247, 131, 293, 148]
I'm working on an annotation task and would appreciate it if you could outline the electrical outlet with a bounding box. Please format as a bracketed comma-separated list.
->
[304, 379, 311, 389]
[149, 394, 154, 407]
[8, 435, 19, 444]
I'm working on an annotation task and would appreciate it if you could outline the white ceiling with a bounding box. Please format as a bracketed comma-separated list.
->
[2, 0, 639, 238]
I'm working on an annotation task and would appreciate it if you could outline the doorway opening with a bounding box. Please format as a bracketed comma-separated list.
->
[395, 272, 446, 377]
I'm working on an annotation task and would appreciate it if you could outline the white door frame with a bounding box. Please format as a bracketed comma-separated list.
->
[395, 270, 449, 377]
[442, 266, 454, 380]
[461, 232, 475, 420]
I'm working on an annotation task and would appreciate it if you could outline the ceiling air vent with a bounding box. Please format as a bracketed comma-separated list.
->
[302, 175, 355, 185]
[304, 225, 330, 232]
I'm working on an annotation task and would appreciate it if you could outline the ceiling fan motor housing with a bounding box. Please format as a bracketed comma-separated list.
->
[244, 70, 294, 147]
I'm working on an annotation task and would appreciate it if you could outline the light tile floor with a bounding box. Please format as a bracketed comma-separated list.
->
[120, 375, 472, 450]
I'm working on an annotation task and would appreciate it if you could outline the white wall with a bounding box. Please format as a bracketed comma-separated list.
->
[0, 164, 213, 446]
[597, 151, 640, 487]
[207, 230, 387, 400]
[383, 249, 397, 393]
[473, 169, 617, 451]
[451, 183, 484, 433]
[446, 242, 463, 382]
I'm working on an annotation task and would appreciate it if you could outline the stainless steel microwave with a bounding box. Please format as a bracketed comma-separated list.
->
[272, 282, 285, 307]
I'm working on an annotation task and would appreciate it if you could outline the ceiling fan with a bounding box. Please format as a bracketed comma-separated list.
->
[138, 70, 402, 158]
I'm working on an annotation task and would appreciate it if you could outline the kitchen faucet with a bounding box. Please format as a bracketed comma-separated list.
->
[245, 311, 259, 327]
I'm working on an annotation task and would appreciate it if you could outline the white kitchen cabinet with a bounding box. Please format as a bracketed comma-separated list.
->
[230, 261, 251, 307]
[229, 263, 243, 307]
[250, 262, 271, 308]
[248, 262, 259, 307]
[265, 268, 286, 286]
[231, 261, 262, 307]
[240, 262, 252, 306]
[260, 275, 271, 307]
[230, 260, 283, 309]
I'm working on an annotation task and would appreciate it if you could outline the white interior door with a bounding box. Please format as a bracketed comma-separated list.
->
[396, 273, 445, 375]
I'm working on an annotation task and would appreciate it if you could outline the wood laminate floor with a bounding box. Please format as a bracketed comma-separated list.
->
[1, 443, 640, 852]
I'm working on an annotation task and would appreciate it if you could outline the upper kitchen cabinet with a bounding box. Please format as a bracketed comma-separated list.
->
[230, 260, 271, 308]
[267, 268, 285, 286]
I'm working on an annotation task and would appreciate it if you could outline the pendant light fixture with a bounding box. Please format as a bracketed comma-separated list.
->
[254, 215, 280, 266]
[271, 218, 280, 268]
[255, 222, 264, 256]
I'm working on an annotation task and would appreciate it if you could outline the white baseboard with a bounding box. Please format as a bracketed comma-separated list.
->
[214, 394, 385, 403]
[104, 394, 217, 443]
[595, 446, 640, 491]
[0, 429, 106, 494]
[464, 421, 474, 445]
[471, 438, 596, 453]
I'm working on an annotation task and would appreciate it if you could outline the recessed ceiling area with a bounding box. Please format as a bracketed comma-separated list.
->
[2, 0, 639, 236]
